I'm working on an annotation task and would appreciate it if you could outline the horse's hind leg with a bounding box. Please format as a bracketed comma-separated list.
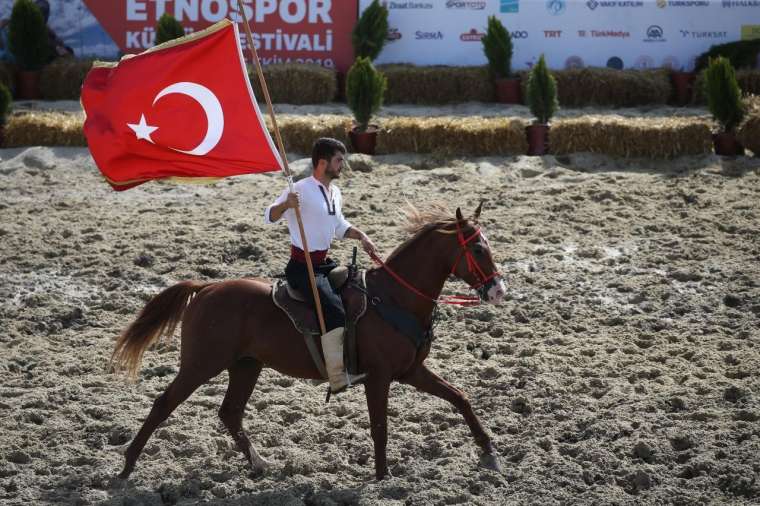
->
[119, 369, 213, 479]
[218, 357, 271, 474]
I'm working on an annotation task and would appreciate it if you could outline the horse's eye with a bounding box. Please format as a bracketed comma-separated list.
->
[473, 245, 485, 255]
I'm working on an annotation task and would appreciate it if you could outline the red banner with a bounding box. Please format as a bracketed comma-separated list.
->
[82, 0, 357, 72]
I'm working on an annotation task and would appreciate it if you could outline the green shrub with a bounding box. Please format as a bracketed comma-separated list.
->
[352, 0, 388, 61]
[704, 57, 744, 133]
[694, 69, 760, 103]
[0, 83, 12, 125]
[482, 15, 512, 79]
[546, 68, 670, 108]
[694, 39, 760, 72]
[155, 14, 185, 45]
[249, 63, 336, 104]
[40, 58, 95, 100]
[379, 64, 493, 104]
[9, 0, 49, 71]
[0, 61, 14, 93]
[346, 57, 386, 131]
[526, 55, 558, 124]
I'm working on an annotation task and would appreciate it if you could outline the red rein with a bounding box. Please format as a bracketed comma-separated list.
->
[370, 224, 500, 307]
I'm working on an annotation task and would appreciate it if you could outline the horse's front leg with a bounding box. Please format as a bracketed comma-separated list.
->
[364, 376, 391, 480]
[401, 364, 502, 473]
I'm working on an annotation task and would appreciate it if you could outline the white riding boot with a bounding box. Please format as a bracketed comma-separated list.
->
[321, 327, 367, 393]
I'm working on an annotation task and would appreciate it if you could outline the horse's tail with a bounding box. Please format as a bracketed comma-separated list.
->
[111, 281, 213, 380]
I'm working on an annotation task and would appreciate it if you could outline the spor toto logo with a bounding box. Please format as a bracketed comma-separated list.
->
[446, 0, 487, 9]
[547, 0, 566, 14]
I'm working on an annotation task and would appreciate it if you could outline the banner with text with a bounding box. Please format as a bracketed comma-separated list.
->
[0, 1, 357, 72]
[363, 0, 760, 71]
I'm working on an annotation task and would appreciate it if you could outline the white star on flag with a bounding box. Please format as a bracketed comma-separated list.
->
[127, 114, 158, 143]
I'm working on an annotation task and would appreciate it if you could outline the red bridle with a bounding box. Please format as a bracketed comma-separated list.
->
[370, 223, 501, 306]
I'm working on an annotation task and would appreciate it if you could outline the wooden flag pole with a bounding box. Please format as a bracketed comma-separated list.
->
[234, 1, 327, 335]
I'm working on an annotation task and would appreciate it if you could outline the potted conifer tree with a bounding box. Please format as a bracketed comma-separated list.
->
[0, 82, 12, 146]
[8, 0, 48, 99]
[704, 57, 745, 156]
[352, 0, 388, 61]
[525, 54, 558, 156]
[346, 56, 386, 155]
[155, 14, 185, 45]
[482, 15, 519, 104]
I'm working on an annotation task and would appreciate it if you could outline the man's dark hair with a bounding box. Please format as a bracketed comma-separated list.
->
[311, 137, 346, 168]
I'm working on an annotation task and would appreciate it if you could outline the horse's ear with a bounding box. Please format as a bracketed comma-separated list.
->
[456, 207, 464, 222]
[473, 200, 484, 221]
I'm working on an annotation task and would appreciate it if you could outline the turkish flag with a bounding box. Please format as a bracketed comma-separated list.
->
[81, 20, 282, 191]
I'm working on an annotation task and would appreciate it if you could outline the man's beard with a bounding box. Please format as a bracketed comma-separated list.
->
[326, 166, 341, 179]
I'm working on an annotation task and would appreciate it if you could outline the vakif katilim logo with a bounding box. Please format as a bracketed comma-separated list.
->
[547, 0, 566, 15]
[501, 0, 519, 13]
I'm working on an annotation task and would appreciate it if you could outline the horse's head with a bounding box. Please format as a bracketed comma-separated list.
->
[448, 203, 506, 304]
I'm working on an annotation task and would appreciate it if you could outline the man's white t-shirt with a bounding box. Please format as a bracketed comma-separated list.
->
[264, 176, 352, 251]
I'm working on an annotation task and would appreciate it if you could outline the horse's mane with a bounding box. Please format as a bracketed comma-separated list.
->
[382, 203, 460, 264]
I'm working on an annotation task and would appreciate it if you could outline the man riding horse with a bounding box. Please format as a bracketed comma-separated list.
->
[264, 137, 378, 395]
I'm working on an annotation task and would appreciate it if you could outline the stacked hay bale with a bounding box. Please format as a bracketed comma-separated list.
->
[738, 95, 760, 155]
[550, 116, 713, 158]
[376, 116, 527, 155]
[4, 112, 85, 147]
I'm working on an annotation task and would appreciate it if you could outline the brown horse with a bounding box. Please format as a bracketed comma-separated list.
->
[112, 204, 507, 480]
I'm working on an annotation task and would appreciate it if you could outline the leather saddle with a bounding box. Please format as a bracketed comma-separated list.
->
[272, 267, 368, 377]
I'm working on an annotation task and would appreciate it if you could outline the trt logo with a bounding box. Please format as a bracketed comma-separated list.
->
[544, 30, 562, 38]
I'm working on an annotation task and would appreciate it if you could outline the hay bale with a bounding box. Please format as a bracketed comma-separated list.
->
[250, 63, 337, 104]
[550, 68, 670, 108]
[3, 112, 86, 147]
[551, 116, 712, 158]
[376, 116, 527, 156]
[379, 65, 494, 104]
[274, 114, 351, 154]
[738, 95, 760, 155]
[40, 58, 95, 100]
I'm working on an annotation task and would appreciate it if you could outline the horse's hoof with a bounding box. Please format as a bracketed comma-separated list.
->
[479, 453, 503, 473]
[251, 458, 272, 475]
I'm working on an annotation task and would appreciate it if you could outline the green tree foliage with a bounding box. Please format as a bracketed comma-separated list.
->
[352, 0, 389, 61]
[346, 57, 386, 131]
[481, 16, 512, 79]
[694, 39, 760, 73]
[526, 55, 559, 124]
[8, 0, 49, 71]
[0, 82, 12, 125]
[155, 14, 185, 46]
[704, 57, 744, 133]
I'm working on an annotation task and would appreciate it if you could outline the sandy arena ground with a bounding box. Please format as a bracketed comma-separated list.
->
[1, 144, 759, 505]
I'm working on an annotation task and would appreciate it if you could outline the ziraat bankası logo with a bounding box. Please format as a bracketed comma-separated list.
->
[381, 1, 434, 10]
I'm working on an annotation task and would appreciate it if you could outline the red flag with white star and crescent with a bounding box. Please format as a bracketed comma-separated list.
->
[81, 19, 282, 191]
